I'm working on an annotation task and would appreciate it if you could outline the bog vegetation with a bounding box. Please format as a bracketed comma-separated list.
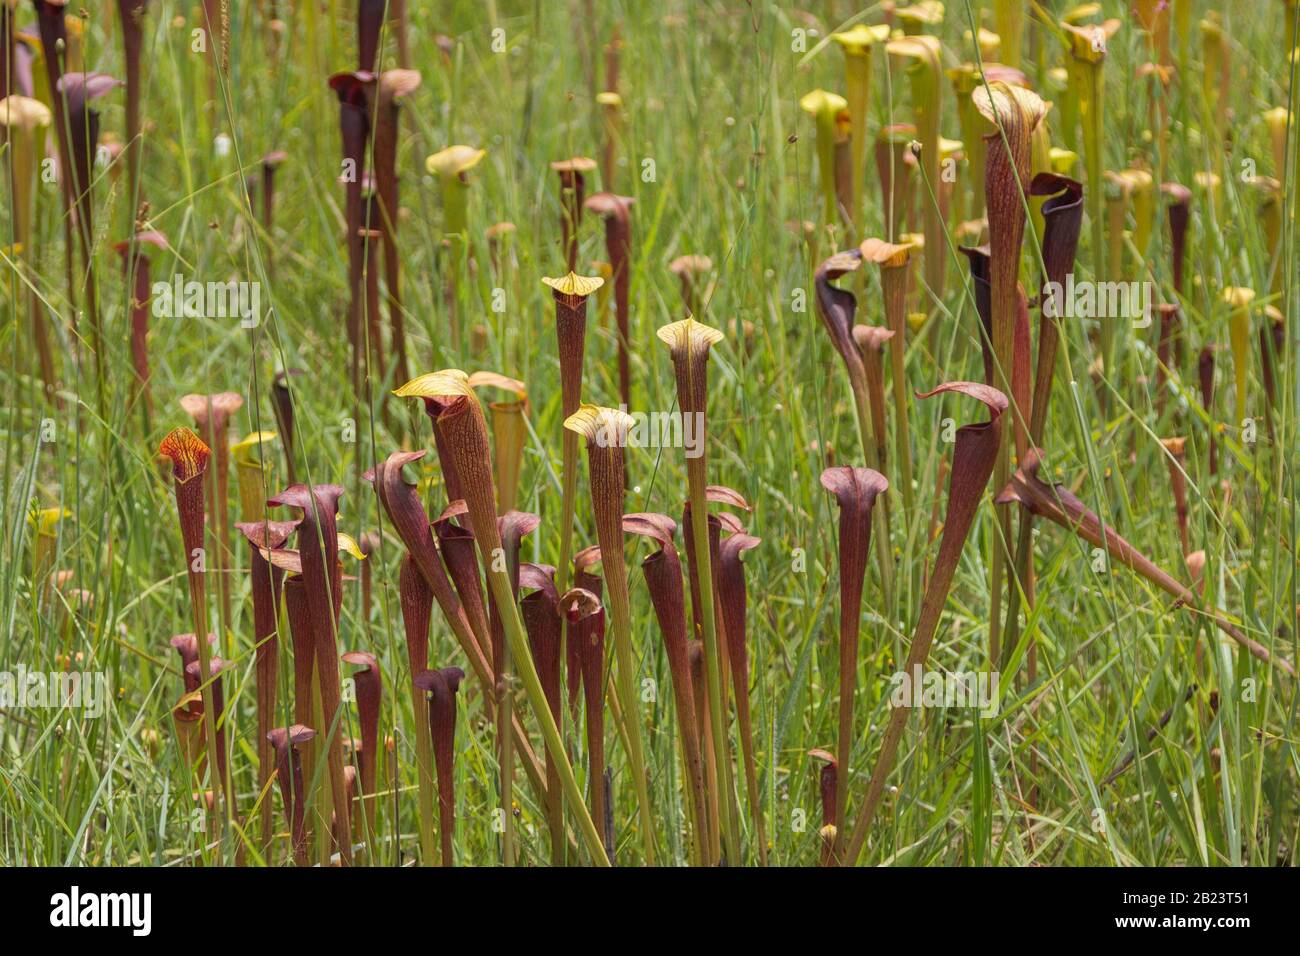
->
[1, 0, 1298, 867]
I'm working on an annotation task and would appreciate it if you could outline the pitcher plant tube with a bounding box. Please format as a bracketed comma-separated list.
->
[551, 156, 597, 271]
[168, 635, 211, 774]
[232, 431, 278, 523]
[1162, 181, 1191, 297]
[584, 192, 636, 407]
[995, 0, 1025, 67]
[271, 369, 303, 483]
[268, 725, 316, 866]
[33, 0, 76, 313]
[341, 650, 382, 854]
[394, 370, 611, 865]
[159, 427, 226, 846]
[799, 89, 849, 226]
[559, 585, 610, 857]
[886, 35, 944, 298]
[668, 254, 713, 318]
[1004, 172, 1083, 660]
[1062, 17, 1121, 370]
[396, 555, 438, 864]
[57, 71, 122, 396]
[266, 483, 353, 864]
[1160, 437, 1191, 556]
[372, 69, 422, 383]
[115, 230, 168, 428]
[467, 370, 529, 515]
[876, 123, 917, 240]
[328, 70, 375, 393]
[185, 657, 234, 814]
[833, 24, 891, 234]
[656, 318, 742, 863]
[180, 391, 244, 645]
[235, 518, 296, 850]
[519, 563, 566, 864]
[432, 506, 489, 653]
[851, 325, 894, 472]
[860, 237, 916, 511]
[844, 382, 1008, 865]
[1027, 173, 1084, 443]
[260, 150, 287, 249]
[413, 666, 465, 865]
[972, 79, 1047, 665]
[809, 749, 838, 866]
[426, 145, 487, 351]
[820, 466, 888, 863]
[814, 251, 894, 604]
[564, 403, 657, 862]
[895, 1, 945, 35]
[364, 450, 549, 800]
[571, 544, 604, 723]
[716, 527, 767, 865]
[115, 0, 147, 213]
[1222, 287, 1256, 426]
[597, 91, 623, 190]
[1199, 345, 1218, 475]
[543, 271, 605, 602]
[0, 95, 55, 403]
[485, 508, 540, 866]
[624, 512, 712, 865]
[357, 0, 385, 72]
[949, 65, 990, 222]
[1259, 306, 1285, 436]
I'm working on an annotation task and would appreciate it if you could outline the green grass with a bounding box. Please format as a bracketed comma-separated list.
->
[1, 0, 1297, 866]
